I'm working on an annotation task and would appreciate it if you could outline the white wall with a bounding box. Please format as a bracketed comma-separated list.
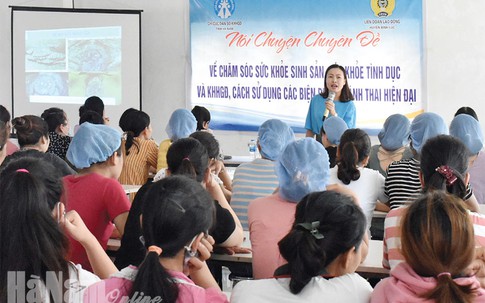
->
[1, 0, 484, 155]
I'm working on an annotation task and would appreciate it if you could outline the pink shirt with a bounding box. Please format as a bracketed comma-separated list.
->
[248, 193, 297, 279]
[372, 262, 485, 302]
[63, 173, 131, 272]
[84, 266, 228, 303]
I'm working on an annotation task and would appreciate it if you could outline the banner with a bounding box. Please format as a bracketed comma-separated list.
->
[190, 0, 423, 133]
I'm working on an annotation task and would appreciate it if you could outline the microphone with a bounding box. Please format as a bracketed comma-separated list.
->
[323, 91, 336, 119]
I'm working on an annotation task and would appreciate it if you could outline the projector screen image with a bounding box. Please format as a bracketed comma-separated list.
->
[12, 7, 141, 130]
[25, 27, 122, 105]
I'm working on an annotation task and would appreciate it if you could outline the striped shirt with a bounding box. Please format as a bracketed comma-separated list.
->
[231, 158, 279, 230]
[119, 137, 158, 186]
[385, 158, 472, 210]
[382, 207, 485, 270]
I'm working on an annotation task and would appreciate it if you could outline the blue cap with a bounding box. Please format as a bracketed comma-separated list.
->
[67, 122, 122, 169]
[410, 112, 448, 154]
[378, 114, 411, 151]
[450, 114, 484, 155]
[166, 109, 197, 141]
[258, 119, 295, 161]
[323, 116, 348, 145]
[276, 138, 330, 203]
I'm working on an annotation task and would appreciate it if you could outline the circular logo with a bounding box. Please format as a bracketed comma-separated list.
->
[214, 0, 236, 19]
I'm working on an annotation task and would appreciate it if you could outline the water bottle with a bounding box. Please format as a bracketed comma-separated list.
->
[248, 139, 257, 159]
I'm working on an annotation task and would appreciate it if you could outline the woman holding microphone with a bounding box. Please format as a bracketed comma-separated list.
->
[305, 64, 356, 139]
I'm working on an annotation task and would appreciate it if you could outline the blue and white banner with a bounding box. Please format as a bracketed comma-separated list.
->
[190, 0, 423, 132]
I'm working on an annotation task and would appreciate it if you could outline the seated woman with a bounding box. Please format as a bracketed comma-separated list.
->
[383, 135, 485, 270]
[115, 137, 243, 269]
[192, 105, 212, 132]
[0, 157, 117, 302]
[118, 109, 158, 186]
[157, 109, 197, 172]
[41, 107, 72, 160]
[373, 191, 485, 302]
[85, 176, 228, 303]
[249, 138, 335, 279]
[231, 190, 372, 302]
[2, 115, 75, 176]
[328, 128, 388, 230]
[367, 114, 412, 177]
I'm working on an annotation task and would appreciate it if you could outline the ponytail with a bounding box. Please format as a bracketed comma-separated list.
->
[124, 131, 139, 156]
[278, 191, 366, 294]
[337, 141, 360, 184]
[167, 138, 209, 183]
[420, 135, 469, 200]
[426, 274, 476, 303]
[130, 251, 178, 303]
[336, 129, 370, 185]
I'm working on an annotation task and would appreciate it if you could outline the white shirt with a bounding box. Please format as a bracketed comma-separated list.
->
[230, 273, 372, 303]
[328, 166, 387, 229]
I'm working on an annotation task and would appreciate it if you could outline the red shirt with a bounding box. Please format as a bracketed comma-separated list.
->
[63, 173, 130, 271]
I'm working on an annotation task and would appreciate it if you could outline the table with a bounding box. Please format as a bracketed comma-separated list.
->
[122, 184, 142, 194]
[223, 156, 254, 167]
[208, 233, 389, 284]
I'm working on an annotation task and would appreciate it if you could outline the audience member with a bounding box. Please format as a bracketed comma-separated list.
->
[374, 191, 485, 302]
[0, 157, 117, 302]
[383, 135, 485, 270]
[367, 114, 412, 176]
[232, 191, 371, 302]
[232, 119, 295, 229]
[118, 109, 158, 186]
[157, 109, 197, 171]
[63, 122, 130, 272]
[192, 105, 212, 132]
[2, 115, 75, 176]
[248, 138, 330, 279]
[41, 107, 72, 160]
[0, 105, 18, 155]
[320, 116, 348, 168]
[450, 113, 485, 204]
[329, 128, 388, 230]
[190, 131, 232, 201]
[85, 176, 229, 303]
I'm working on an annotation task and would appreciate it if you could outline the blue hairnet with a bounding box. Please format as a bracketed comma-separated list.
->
[450, 114, 483, 155]
[166, 109, 197, 141]
[258, 119, 295, 161]
[67, 122, 122, 169]
[410, 112, 448, 154]
[323, 116, 348, 145]
[378, 114, 411, 151]
[276, 138, 330, 203]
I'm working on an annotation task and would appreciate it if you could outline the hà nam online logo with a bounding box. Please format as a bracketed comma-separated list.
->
[214, 0, 236, 19]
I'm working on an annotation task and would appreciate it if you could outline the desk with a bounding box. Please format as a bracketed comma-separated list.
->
[209, 234, 389, 282]
[122, 184, 142, 194]
[107, 238, 120, 252]
[224, 156, 254, 167]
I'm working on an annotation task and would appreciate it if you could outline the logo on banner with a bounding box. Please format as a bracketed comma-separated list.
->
[371, 0, 395, 17]
[214, 0, 236, 19]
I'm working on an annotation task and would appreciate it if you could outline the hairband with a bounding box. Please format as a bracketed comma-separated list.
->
[435, 165, 457, 186]
[437, 272, 451, 278]
[183, 157, 190, 161]
[16, 168, 29, 173]
[148, 245, 163, 256]
[296, 221, 324, 239]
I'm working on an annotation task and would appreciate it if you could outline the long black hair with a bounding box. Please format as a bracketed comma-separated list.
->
[167, 137, 209, 183]
[129, 176, 215, 302]
[120, 109, 151, 155]
[420, 135, 469, 199]
[0, 157, 69, 302]
[278, 190, 366, 294]
[337, 128, 371, 184]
